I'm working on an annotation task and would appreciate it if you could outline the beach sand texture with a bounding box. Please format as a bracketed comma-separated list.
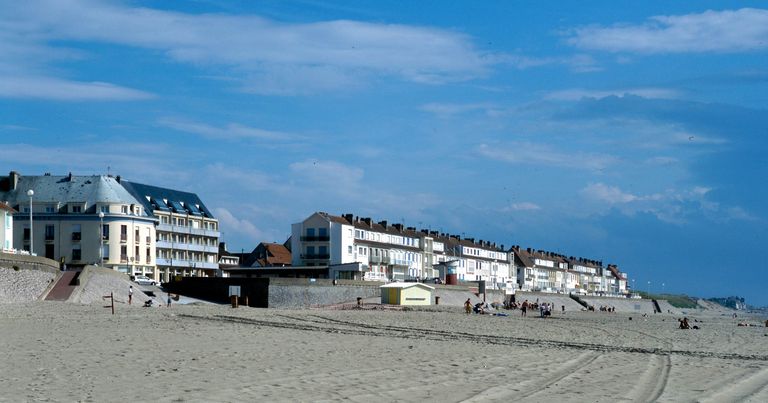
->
[1, 301, 766, 402]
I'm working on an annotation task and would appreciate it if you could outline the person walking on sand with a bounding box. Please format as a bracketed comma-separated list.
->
[521, 300, 528, 317]
[464, 298, 472, 314]
[167, 292, 172, 308]
[128, 285, 133, 305]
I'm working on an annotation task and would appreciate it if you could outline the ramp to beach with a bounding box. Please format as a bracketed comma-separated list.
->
[44, 271, 80, 301]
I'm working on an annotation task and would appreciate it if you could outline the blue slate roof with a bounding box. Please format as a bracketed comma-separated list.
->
[121, 180, 214, 219]
[0, 173, 144, 213]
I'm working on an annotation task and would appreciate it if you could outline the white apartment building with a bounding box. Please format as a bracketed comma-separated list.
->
[290, 212, 511, 287]
[291, 213, 423, 281]
[511, 245, 628, 296]
[121, 180, 220, 281]
[0, 171, 220, 283]
[0, 172, 156, 274]
[1, 202, 14, 252]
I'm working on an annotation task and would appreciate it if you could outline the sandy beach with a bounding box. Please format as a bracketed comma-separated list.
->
[1, 301, 766, 402]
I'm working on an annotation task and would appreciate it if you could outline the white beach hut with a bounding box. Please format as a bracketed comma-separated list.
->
[380, 282, 434, 306]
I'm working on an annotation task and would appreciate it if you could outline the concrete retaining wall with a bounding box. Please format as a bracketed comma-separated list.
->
[0, 252, 60, 273]
[268, 283, 381, 308]
[580, 296, 656, 313]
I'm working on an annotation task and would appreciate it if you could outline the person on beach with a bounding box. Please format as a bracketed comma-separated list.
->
[679, 317, 691, 329]
[464, 298, 472, 314]
[167, 293, 172, 308]
[521, 300, 528, 317]
[128, 285, 133, 305]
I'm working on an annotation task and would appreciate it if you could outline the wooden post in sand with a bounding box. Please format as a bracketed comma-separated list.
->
[103, 292, 114, 315]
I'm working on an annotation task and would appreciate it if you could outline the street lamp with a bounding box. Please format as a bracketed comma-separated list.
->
[27, 189, 34, 254]
[99, 211, 105, 265]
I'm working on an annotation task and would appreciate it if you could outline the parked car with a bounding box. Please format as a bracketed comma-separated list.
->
[132, 275, 157, 286]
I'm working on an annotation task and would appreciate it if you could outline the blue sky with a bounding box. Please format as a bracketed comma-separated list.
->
[2, 1, 767, 305]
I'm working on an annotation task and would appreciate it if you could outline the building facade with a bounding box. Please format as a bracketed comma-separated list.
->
[1, 202, 15, 252]
[0, 172, 156, 274]
[0, 171, 219, 283]
[121, 180, 220, 281]
[290, 212, 512, 288]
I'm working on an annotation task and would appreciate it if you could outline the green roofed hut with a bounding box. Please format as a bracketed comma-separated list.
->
[380, 282, 434, 306]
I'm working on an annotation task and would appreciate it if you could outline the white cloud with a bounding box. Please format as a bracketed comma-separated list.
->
[496, 53, 601, 72]
[420, 102, 499, 118]
[3, 0, 493, 96]
[478, 142, 616, 171]
[289, 159, 364, 190]
[505, 202, 541, 211]
[0, 76, 153, 101]
[158, 118, 294, 140]
[212, 207, 267, 241]
[544, 88, 679, 101]
[568, 8, 768, 53]
[582, 183, 643, 204]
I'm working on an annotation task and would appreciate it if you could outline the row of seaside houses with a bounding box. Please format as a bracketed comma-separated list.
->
[0, 171, 629, 296]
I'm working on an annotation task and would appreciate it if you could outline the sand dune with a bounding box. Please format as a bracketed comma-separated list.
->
[1, 301, 766, 402]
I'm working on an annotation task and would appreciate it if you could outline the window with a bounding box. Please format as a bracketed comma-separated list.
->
[306, 228, 315, 236]
[23, 227, 30, 241]
[318, 228, 328, 237]
[45, 244, 55, 259]
[121, 205, 128, 214]
[100, 205, 109, 213]
[45, 225, 54, 240]
[135, 245, 140, 261]
[146, 248, 151, 263]
[120, 245, 127, 262]
[45, 206, 55, 213]
[348, 245, 353, 254]
[71, 224, 81, 241]
[102, 224, 109, 240]
[120, 225, 127, 241]
[319, 246, 328, 256]
[71, 205, 82, 213]
[72, 244, 81, 261]
[135, 228, 140, 243]
[306, 246, 315, 255]
[102, 244, 109, 260]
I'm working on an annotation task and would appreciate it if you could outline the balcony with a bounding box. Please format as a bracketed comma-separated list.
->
[300, 235, 330, 242]
[120, 254, 128, 263]
[156, 224, 220, 238]
[71, 232, 81, 241]
[369, 255, 391, 264]
[155, 240, 218, 253]
[120, 234, 127, 242]
[301, 253, 330, 260]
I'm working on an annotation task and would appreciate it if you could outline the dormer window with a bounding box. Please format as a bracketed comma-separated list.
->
[71, 205, 82, 213]
[121, 205, 128, 214]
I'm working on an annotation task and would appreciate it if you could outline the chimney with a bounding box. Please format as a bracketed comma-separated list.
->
[343, 213, 353, 223]
[9, 171, 19, 190]
[378, 220, 387, 229]
[407, 226, 416, 231]
[393, 223, 403, 231]
[362, 217, 371, 226]
[115, 175, 121, 183]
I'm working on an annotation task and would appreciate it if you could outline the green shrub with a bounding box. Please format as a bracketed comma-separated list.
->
[13, 265, 20, 271]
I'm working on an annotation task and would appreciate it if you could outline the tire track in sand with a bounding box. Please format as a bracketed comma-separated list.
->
[624, 353, 671, 402]
[460, 351, 601, 402]
[179, 314, 768, 362]
[698, 365, 768, 403]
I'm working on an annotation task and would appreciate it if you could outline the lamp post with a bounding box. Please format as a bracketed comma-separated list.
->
[27, 189, 34, 254]
[99, 211, 105, 265]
